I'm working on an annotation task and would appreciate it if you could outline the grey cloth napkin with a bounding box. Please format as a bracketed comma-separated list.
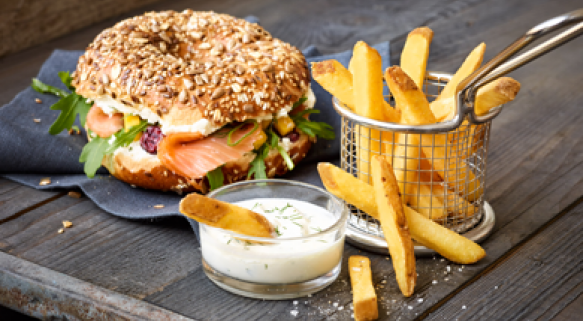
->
[0, 39, 390, 220]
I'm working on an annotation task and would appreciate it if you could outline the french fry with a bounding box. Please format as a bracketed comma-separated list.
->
[349, 256, 379, 321]
[430, 43, 486, 120]
[317, 162, 486, 264]
[408, 183, 448, 219]
[311, 60, 356, 110]
[418, 163, 477, 217]
[352, 42, 399, 183]
[400, 27, 433, 88]
[403, 206, 485, 264]
[311, 59, 400, 121]
[392, 135, 446, 219]
[385, 66, 483, 201]
[439, 76, 522, 121]
[179, 194, 274, 238]
[371, 156, 416, 297]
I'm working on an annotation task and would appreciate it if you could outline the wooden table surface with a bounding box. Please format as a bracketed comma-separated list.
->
[1, 0, 583, 320]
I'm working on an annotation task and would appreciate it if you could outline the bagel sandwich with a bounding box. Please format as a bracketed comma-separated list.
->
[33, 10, 334, 194]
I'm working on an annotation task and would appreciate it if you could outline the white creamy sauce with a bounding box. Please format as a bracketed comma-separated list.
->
[200, 198, 344, 284]
[113, 141, 158, 162]
[94, 87, 316, 136]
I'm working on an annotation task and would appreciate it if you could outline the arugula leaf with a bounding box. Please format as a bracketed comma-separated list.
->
[58, 71, 75, 91]
[290, 109, 335, 140]
[80, 121, 149, 178]
[48, 94, 91, 135]
[32, 76, 92, 134]
[248, 146, 269, 180]
[207, 167, 225, 191]
[291, 97, 308, 111]
[265, 128, 294, 171]
[277, 145, 295, 170]
[79, 133, 110, 178]
[31, 78, 69, 98]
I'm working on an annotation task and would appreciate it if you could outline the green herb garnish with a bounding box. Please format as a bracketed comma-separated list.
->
[207, 167, 224, 191]
[79, 120, 148, 178]
[274, 226, 282, 236]
[291, 97, 308, 112]
[227, 120, 259, 146]
[32, 72, 92, 134]
[291, 109, 335, 140]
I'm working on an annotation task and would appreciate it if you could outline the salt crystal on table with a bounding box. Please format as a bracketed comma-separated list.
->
[418, 298, 424, 303]
[293, 301, 298, 305]
[333, 302, 338, 307]
[462, 305, 467, 310]
[408, 306, 413, 310]
[290, 310, 298, 317]
[338, 306, 344, 311]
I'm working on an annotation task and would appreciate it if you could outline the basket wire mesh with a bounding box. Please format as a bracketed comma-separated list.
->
[340, 72, 491, 244]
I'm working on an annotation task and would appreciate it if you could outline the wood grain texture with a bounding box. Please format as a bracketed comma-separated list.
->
[0, 178, 61, 222]
[0, 195, 199, 299]
[426, 201, 583, 320]
[0, 0, 160, 58]
[1, 0, 583, 319]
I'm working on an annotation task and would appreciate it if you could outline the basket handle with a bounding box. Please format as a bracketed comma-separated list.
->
[455, 8, 583, 124]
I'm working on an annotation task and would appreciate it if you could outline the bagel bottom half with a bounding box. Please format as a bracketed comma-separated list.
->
[100, 132, 313, 194]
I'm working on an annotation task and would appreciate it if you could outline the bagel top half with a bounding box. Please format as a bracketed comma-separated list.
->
[72, 10, 311, 136]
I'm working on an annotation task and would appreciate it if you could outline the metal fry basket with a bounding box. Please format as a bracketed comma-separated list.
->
[333, 9, 583, 254]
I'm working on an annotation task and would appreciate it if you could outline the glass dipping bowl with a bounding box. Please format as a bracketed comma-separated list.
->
[200, 179, 349, 300]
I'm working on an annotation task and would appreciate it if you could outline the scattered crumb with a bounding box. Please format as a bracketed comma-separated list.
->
[68, 191, 82, 198]
[462, 305, 467, 310]
[153, 204, 165, 209]
[446, 266, 451, 273]
[33, 118, 41, 123]
[418, 298, 424, 303]
[290, 310, 298, 317]
[293, 301, 298, 305]
[494, 286, 498, 289]
[408, 306, 413, 310]
[39, 177, 51, 186]
[62, 221, 73, 228]
[333, 302, 338, 307]
[57, 228, 64, 234]
[338, 306, 344, 311]
[35, 98, 42, 104]
[432, 280, 438, 285]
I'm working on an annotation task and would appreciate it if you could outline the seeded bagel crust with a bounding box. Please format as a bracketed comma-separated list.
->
[100, 132, 313, 194]
[73, 10, 310, 129]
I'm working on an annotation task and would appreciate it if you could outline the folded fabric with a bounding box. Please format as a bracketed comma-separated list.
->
[0, 37, 390, 220]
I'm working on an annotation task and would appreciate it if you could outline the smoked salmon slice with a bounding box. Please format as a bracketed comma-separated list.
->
[86, 105, 124, 138]
[158, 124, 261, 179]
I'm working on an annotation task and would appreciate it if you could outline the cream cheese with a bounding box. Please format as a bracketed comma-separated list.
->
[94, 86, 316, 136]
[200, 198, 344, 284]
[113, 141, 158, 163]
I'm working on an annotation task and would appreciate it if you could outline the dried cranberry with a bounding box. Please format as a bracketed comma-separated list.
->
[286, 130, 300, 143]
[140, 125, 163, 154]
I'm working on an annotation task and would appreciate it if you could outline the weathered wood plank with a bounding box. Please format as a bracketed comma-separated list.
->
[425, 201, 583, 320]
[0, 251, 193, 320]
[0, 0, 161, 58]
[0, 195, 199, 299]
[551, 287, 583, 321]
[0, 179, 62, 222]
